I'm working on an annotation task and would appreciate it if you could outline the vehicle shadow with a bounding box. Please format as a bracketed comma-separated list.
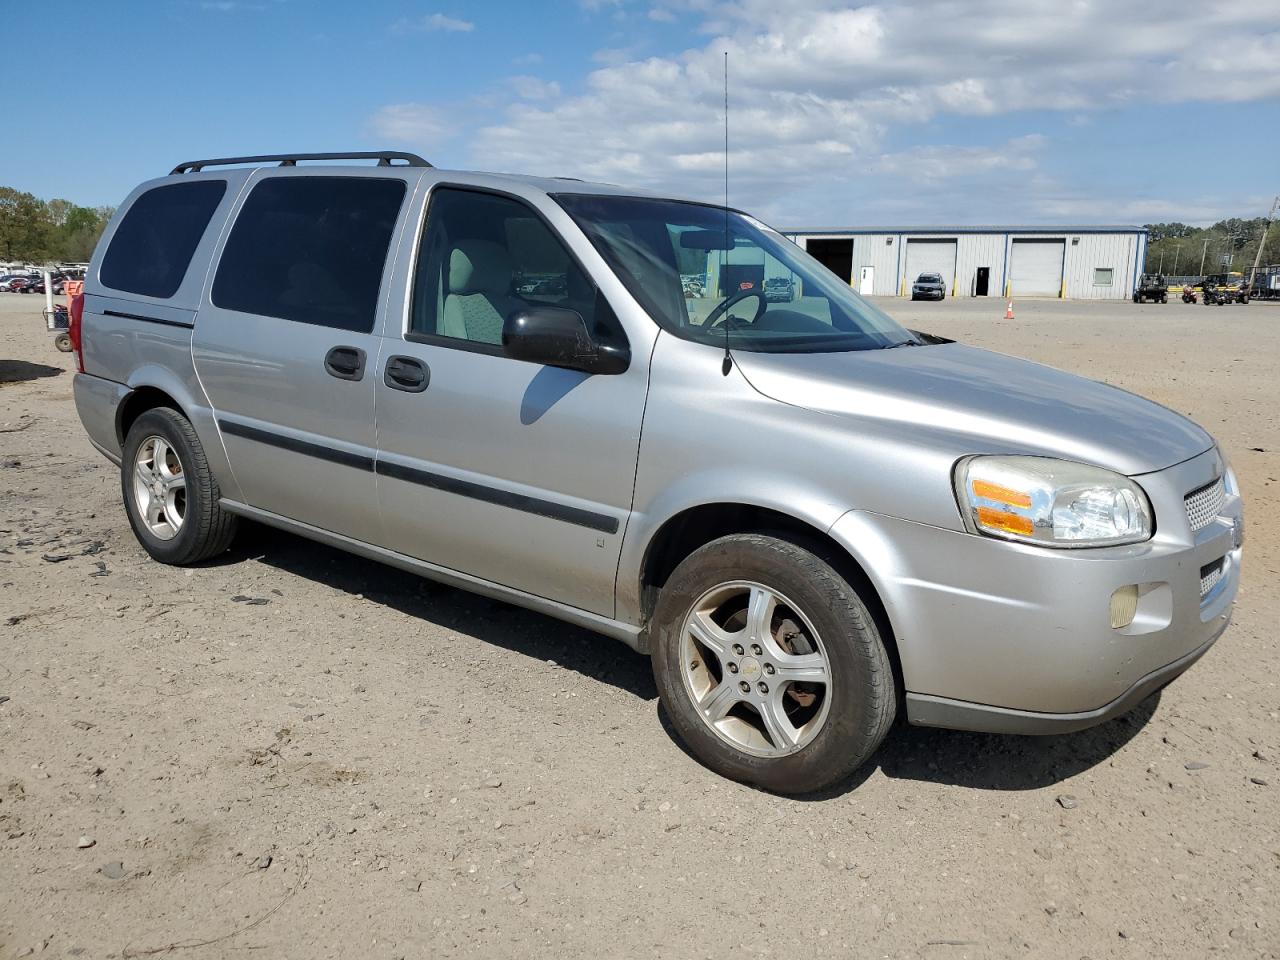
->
[217, 524, 1154, 794]
[657, 692, 1159, 799]
[222, 524, 658, 701]
[0, 359, 63, 384]
[870, 693, 1159, 791]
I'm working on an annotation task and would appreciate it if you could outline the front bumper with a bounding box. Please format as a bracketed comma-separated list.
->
[828, 447, 1241, 733]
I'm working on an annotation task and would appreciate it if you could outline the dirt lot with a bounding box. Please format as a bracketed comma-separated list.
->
[1, 292, 1277, 960]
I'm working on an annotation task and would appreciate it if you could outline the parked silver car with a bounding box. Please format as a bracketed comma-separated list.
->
[911, 272, 946, 301]
[71, 152, 1243, 793]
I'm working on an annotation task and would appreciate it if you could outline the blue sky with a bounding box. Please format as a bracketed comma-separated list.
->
[2, 0, 1277, 226]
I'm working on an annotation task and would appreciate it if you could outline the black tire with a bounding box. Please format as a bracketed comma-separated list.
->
[120, 407, 238, 565]
[651, 533, 896, 794]
[1160, 295, 1167, 304]
[53, 332, 72, 352]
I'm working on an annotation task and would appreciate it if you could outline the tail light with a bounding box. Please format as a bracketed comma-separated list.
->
[69, 293, 85, 373]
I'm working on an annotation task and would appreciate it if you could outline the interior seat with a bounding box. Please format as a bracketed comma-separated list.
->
[441, 240, 521, 344]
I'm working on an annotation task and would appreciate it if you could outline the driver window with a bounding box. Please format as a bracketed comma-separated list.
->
[410, 187, 618, 347]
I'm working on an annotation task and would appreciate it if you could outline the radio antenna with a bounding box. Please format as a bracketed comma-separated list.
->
[721, 50, 733, 376]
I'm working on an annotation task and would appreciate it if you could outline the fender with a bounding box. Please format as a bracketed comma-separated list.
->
[615, 468, 851, 626]
[121, 362, 245, 504]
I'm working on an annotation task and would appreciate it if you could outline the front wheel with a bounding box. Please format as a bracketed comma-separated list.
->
[121, 407, 238, 565]
[651, 534, 896, 794]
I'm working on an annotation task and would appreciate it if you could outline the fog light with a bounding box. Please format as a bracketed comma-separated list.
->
[1110, 585, 1139, 629]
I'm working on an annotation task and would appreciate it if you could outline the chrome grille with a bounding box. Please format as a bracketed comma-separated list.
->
[1184, 477, 1225, 533]
[1199, 557, 1225, 598]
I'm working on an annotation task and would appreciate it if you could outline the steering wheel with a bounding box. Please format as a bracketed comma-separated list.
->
[704, 288, 767, 328]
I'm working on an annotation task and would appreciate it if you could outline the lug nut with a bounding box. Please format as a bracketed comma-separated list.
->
[750, 644, 763, 656]
[738, 681, 751, 694]
[732, 644, 745, 656]
[727, 662, 739, 674]
[764, 663, 775, 675]
[757, 682, 769, 695]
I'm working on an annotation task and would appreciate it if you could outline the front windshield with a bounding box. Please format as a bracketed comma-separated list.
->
[553, 194, 917, 353]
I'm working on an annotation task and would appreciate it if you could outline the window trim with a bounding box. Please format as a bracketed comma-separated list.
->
[400, 182, 630, 361]
[1093, 267, 1114, 286]
[209, 174, 407, 334]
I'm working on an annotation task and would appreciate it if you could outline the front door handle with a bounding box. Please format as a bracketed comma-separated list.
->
[325, 345, 366, 381]
[384, 355, 429, 393]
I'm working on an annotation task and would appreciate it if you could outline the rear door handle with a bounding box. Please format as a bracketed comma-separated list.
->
[383, 355, 429, 393]
[324, 345, 366, 381]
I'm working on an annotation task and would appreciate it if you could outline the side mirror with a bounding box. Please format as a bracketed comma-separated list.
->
[502, 306, 629, 375]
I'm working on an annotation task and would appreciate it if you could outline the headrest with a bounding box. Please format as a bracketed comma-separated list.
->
[448, 240, 513, 295]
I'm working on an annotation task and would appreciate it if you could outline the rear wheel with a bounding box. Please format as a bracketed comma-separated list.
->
[651, 534, 896, 794]
[121, 407, 238, 565]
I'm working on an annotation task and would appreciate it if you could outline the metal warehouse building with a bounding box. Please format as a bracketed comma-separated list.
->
[781, 226, 1148, 300]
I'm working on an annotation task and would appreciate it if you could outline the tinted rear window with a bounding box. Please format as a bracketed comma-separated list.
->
[100, 180, 227, 299]
[211, 176, 406, 333]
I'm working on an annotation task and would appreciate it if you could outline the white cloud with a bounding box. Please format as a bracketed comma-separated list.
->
[510, 76, 562, 100]
[368, 103, 452, 144]
[395, 12, 474, 33]
[372, 0, 1280, 220]
[874, 135, 1047, 183]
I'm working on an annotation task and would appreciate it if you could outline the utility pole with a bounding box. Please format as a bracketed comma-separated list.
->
[1172, 242, 1182, 275]
[1199, 238, 1208, 276]
[1158, 248, 1165, 274]
[1247, 195, 1279, 293]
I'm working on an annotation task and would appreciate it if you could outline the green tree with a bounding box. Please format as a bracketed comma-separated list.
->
[0, 187, 54, 261]
[56, 204, 111, 261]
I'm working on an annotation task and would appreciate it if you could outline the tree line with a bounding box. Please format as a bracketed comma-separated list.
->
[0, 186, 114, 264]
[1143, 215, 1280, 277]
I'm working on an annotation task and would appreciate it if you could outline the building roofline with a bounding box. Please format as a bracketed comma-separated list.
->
[782, 225, 1148, 236]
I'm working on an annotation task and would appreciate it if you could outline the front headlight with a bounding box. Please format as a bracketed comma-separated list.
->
[954, 456, 1153, 548]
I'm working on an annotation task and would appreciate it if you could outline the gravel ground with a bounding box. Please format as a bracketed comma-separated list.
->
[1, 292, 1277, 959]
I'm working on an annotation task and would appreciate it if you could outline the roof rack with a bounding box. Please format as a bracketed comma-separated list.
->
[170, 151, 432, 175]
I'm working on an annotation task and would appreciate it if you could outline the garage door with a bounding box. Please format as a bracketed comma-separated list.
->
[1010, 240, 1064, 297]
[905, 239, 957, 294]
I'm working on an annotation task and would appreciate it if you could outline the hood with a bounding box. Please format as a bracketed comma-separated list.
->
[733, 342, 1213, 475]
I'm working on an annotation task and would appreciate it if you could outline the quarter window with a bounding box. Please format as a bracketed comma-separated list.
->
[212, 177, 406, 333]
[100, 180, 226, 299]
[409, 187, 622, 349]
[1093, 268, 1114, 286]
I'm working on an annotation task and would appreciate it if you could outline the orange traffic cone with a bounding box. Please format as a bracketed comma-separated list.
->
[1004, 300, 1015, 320]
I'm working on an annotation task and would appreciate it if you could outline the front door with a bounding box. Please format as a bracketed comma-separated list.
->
[193, 172, 411, 540]
[975, 266, 990, 296]
[859, 265, 875, 296]
[372, 185, 649, 617]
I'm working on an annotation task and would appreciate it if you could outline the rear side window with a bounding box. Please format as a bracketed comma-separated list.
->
[100, 180, 227, 299]
[212, 177, 406, 333]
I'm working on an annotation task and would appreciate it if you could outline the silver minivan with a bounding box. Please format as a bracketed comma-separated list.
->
[71, 152, 1243, 793]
